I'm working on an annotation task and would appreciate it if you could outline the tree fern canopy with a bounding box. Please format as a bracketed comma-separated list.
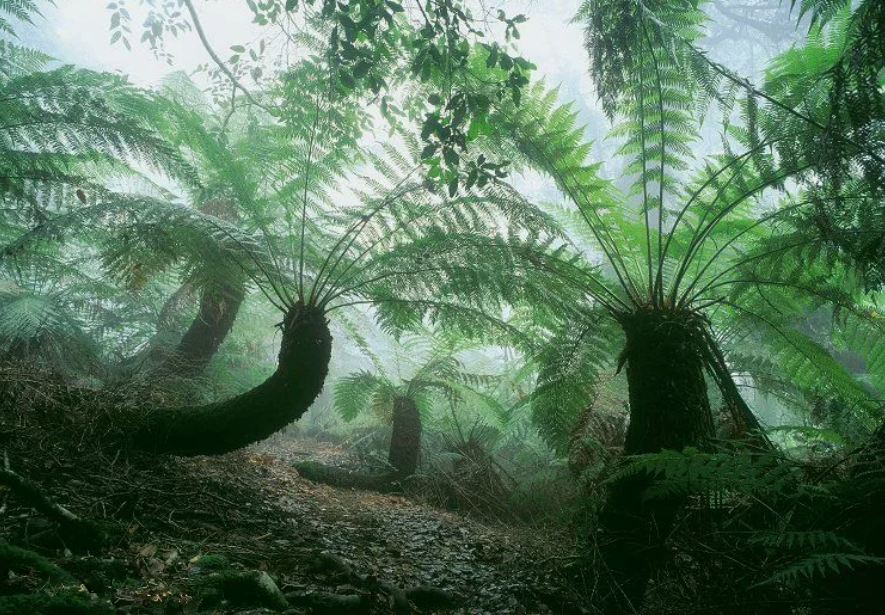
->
[0, 0, 880, 452]
[453, 2, 884, 456]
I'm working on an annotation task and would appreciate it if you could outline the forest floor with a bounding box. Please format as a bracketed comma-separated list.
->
[1, 428, 593, 615]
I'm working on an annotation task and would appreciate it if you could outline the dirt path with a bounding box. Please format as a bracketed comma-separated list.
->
[2, 431, 590, 614]
[249, 437, 590, 614]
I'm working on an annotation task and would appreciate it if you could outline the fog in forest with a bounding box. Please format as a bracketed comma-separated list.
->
[1, 1, 882, 614]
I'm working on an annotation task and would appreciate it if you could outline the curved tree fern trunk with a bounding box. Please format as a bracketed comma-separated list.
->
[599, 309, 715, 613]
[389, 396, 422, 477]
[126, 305, 332, 456]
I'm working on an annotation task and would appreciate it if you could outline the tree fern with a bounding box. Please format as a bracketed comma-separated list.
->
[332, 331, 502, 427]
[472, 37, 885, 450]
[458, 6, 885, 606]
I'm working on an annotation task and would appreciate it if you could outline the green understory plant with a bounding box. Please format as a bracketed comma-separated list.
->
[334, 332, 503, 477]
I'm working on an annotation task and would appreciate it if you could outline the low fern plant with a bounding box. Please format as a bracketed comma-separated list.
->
[605, 444, 885, 602]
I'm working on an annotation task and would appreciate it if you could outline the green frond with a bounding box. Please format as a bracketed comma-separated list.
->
[333, 370, 387, 422]
[0, 0, 40, 37]
[0, 278, 99, 375]
[530, 316, 622, 454]
[609, 446, 800, 500]
[755, 552, 885, 588]
[0, 39, 50, 79]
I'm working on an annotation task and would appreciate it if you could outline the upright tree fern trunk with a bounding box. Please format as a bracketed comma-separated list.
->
[153, 198, 246, 378]
[155, 277, 246, 378]
[599, 309, 715, 613]
[389, 396, 421, 476]
[127, 305, 331, 456]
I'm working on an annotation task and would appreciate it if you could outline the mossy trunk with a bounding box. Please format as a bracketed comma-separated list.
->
[126, 305, 331, 456]
[389, 396, 421, 477]
[293, 461, 400, 492]
[599, 309, 715, 613]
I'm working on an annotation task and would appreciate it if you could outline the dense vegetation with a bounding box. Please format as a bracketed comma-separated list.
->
[1, 0, 883, 613]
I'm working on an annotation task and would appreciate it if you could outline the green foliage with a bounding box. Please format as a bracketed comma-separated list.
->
[761, 1, 885, 288]
[115, 0, 534, 191]
[757, 551, 884, 587]
[334, 370, 386, 422]
[0, 593, 113, 615]
[332, 332, 502, 431]
[460, 0, 885, 454]
[529, 319, 622, 454]
[0, 278, 99, 374]
[0, 65, 190, 202]
[0, 0, 40, 37]
[607, 445, 885, 598]
[608, 447, 800, 501]
[2, 2, 885, 611]
[0, 542, 77, 585]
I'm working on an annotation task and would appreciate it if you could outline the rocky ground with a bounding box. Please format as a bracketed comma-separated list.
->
[1, 432, 593, 614]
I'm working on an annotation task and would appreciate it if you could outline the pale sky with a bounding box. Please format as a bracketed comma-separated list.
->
[18, 1, 793, 184]
[16, 1, 606, 195]
[26, 1, 592, 90]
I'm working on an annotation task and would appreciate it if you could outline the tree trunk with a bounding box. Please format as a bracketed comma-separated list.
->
[153, 277, 246, 378]
[389, 396, 421, 477]
[151, 198, 246, 378]
[126, 305, 332, 456]
[0, 467, 104, 550]
[599, 308, 715, 613]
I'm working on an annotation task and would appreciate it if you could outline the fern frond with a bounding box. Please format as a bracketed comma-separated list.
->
[333, 370, 387, 422]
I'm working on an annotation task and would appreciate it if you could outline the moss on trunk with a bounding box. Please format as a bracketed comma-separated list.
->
[293, 461, 400, 492]
[599, 308, 715, 613]
[127, 305, 331, 456]
[389, 396, 421, 477]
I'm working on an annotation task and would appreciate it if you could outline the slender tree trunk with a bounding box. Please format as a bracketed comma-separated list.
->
[125, 305, 331, 456]
[0, 466, 104, 549]
[389, 396, 421, 477]
[599, 309, 715, 613]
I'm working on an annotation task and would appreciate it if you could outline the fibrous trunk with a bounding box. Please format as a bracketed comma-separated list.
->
[127, 305, 331, 456]
[389, 396, 421, 477]
[153, 277, 245, 378]
[599, 308, 715, 613]
[152, 198, 246, 378]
